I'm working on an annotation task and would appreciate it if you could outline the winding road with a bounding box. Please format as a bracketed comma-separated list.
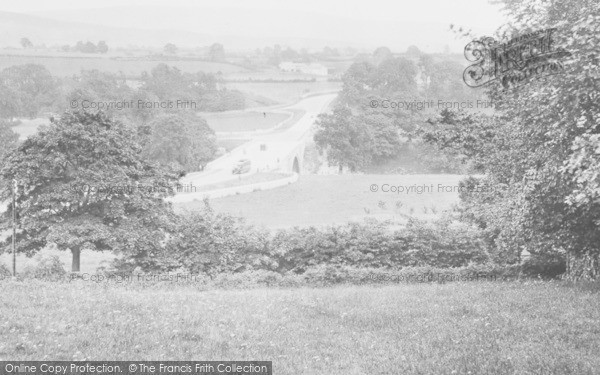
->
[179, 92, 337, 190]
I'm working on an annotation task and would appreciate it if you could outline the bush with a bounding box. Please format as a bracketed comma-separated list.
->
[21, 255, 67, 281]
[197, 264, 521, 289]
[166, 202, 273, 276]
[0, 262, 12, 279]
[521, 252, 566, 279]
[270, 218, 490, 273]
[126, 202, 492, 276]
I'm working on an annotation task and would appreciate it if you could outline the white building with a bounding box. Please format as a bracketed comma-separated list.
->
[279, 62, 329, 76]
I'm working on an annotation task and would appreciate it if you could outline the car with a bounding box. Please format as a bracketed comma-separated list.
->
[232, 159, 251, 174]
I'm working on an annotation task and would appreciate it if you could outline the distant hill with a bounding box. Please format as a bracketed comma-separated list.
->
[0, 10, 354, 51]
[0, 11, 215, 48]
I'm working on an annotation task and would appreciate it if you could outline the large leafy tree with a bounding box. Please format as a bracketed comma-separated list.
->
[314, 107, 402, 172]
[0, 111, 179, 272]
[144, 113, 217, 172]
[0, 120, 19, 158]
[425, 0, 600, 278]
[0, 64, 57, 118]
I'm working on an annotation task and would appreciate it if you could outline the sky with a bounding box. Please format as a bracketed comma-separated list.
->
[0, 0, 509, 52]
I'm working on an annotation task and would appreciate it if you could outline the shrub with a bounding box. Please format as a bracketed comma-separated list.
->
[0, 262, 12, 279]
[21, 255, 67, 281]
[124, 202, 492, 276]
[270, 218, 490, 272]
[167, 202, 273, 276]
[521, 252, 567, 279]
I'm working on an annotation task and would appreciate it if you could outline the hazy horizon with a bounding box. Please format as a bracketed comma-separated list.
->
[0, 0, 508, 52]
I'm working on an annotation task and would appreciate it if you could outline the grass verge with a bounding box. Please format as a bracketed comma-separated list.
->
[0, 280, 599, 374]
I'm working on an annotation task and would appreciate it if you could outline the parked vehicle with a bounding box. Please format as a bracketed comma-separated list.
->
[232, 159, 251, 174]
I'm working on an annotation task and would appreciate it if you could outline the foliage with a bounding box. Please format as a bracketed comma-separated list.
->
[143, 113, 217, 172]
[269, 219, 489, 273]
[319, 49, 483, 172]
[208, 43, 225, 62]
[0, 64, 58, 118]
[163, 43, 178, 54]
[70, 41, 109, 54]
[20, 38, 33, 49]
[140, 64, 244, 112]
[423, 0, 600, 278]
[125, 200, 491, 275]
[0, 262, 10, 278]
[0, 111, 179, 271]
[0, 120, 19, 158]
[165, 201, 271, 276]
[58, 70, 133, 116]
[21, 254, 67, 281]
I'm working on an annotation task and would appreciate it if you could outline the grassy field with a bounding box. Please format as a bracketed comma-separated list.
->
[10, 108, 297, 142]
[203, 111, 290, 133]
[0, 280, 599, 374]
[179, 174, 466, 229]
[216, 138, 250, 152]
[11, 118, 50, 140]
[0, 248, 115, 274]
[0, 55, 248, 77]
[226, 81, 342, 104]
[179, 172, 290, 193]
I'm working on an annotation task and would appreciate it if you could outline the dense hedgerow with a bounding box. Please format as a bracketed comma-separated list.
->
[104, 201, 568, 279]
[111, 202, 497, 276]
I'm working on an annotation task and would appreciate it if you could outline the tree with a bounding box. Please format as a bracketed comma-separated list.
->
[141, 64, 188, 100]
[425, 0, 600, 278]
[144, 113, 217, 172]
[163, 43, 178, 55]
[372, 57, 418, 96]
[96, 41, 109, 54]
[427, 60, 471, 100]
[1, 64, 57, 118]
[63, 70, 130, 106]
[208, 43, 225, 62]
[0, 120, 19, 159]
[314, 107, 400, 172]
[0, 82, 20, 119]
[339, 61, 377, 106]
[321, 46, 340, 58]
[406, 45, 421, 56]
[0, 112, 179, 272]
[20, 38, 33, 49]
[372, 46, 393, 66]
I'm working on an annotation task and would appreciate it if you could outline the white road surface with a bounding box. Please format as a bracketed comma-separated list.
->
[180, 93, 337, 189]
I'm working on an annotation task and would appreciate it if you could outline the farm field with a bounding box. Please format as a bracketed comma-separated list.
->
[0, 248, 115, 275]
[226, 81, 342, 105]
[179, 174, 467, 229]
[10, 118, 50, 140]
[216, 138, 250, 152]
[0, 280, 599, 374]
[203, 111, 290, 133]
[0, 55, 248, 77]
[9, 107, 298, 142]
[179, 172, 290, 193]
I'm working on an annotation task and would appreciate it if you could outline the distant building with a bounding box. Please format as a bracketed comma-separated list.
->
[279, 62, 329, 76]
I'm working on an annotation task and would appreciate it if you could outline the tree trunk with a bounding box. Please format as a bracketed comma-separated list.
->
[71, 248, 81, 272]
[565, 252, 599, 281]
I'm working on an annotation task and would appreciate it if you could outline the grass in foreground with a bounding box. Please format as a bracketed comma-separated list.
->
[1, 281, 599, 374]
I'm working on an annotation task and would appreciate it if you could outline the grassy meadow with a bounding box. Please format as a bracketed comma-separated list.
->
[1, 280, 599, 374]
[180, 174, 467, 229]
[203, 111, 290, 133]
[227, 81, 342, 104]
[0, 54, 248, 77]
